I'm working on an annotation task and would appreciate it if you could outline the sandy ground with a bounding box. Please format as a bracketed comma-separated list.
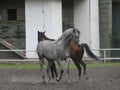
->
[0, 66, 120, 90]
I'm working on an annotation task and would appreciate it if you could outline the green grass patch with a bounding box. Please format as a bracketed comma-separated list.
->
[63, 61, 120, 69]
[0, 63, 40, 69]
[0, 62, 120, 69]
[87, 62, 120, 68]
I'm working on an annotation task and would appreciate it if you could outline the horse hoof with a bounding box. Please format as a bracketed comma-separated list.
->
[67, 80, 71, 83]
[57, 79, 60, 82]
[47, 79, 51, 83]
[78, 77, 81, 80]
[56, 77, 60, 82]
[50, 79, 56, 83]
[41, 80, 46, 84]
[83, 75, 89, 80]
[72, 78, 79, 82]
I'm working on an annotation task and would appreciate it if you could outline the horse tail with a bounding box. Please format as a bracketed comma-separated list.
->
[80, 43, 100, 61]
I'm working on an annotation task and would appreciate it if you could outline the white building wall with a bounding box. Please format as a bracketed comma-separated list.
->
[42, 0, 62, 39]
[74, 0, 100, 56]
[25, 0, 62, 58]
[90, 0, 100, 56]
[74, 0, 90, 44]
[25, 0, 99, 58]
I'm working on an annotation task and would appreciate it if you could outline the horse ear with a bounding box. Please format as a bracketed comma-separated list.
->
[38, 31, 41, 35]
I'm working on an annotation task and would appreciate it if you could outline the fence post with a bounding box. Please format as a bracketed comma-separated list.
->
[103, 50, 106, 63]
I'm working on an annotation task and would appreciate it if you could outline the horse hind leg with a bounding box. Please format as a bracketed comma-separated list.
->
[80, 60, 89, 80]
[50, 66, 54, 79]
[74, 61, 82, 80]
[50, 62, 58, 82]
[46, 61, 53, 82]
[80, 60, 86, 75]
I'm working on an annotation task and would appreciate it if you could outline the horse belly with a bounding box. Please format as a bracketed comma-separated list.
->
[39, 42, 56, 59]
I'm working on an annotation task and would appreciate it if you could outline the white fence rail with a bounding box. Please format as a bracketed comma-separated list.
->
[92, 48, 120, 63]
[0, 48, 120, 63]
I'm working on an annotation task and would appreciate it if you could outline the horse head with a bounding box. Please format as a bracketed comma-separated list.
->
[63, 28, 80, 45]
[72, 28, 80, 45]
[37, 31, 45, 42]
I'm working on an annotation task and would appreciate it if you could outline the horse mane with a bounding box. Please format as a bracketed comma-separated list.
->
[55, 28, 74, 43]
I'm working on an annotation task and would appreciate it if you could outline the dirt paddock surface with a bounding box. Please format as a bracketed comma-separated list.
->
[0, 66, 120, 90]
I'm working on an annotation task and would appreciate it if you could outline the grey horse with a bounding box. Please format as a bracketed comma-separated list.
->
[37, 28, 80, 82]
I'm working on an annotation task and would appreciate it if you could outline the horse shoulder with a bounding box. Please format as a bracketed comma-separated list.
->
[70, 44, 83, 56]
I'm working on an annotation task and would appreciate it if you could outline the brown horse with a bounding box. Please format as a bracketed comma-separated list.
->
[38, 31, 99, 80]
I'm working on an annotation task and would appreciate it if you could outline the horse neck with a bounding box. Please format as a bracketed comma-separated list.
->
[38, 38, 43, 42]
[56, 36, 71, 50]
[55, 30, 73, 49]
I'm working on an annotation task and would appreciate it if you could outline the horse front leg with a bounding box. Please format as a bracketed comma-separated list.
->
[56, 58, 64, 82]
[66, 57, 71, 81]
[39, 56, 45, 83]
[46, 61, 52, 82]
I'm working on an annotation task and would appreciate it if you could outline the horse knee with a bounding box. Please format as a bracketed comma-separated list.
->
[80, 61, 86, 68]
[61, 69, 64, 74]
[66, 67, 69, 73]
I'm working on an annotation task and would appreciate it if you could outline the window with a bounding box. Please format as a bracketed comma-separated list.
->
[0, 8, 25, 21]
[8, 9, 17, 20]
[17, 8, 25, 20]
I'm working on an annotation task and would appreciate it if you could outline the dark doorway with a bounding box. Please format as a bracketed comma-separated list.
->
[62, 0, 74, 32]
[112, 2, 120, 57]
